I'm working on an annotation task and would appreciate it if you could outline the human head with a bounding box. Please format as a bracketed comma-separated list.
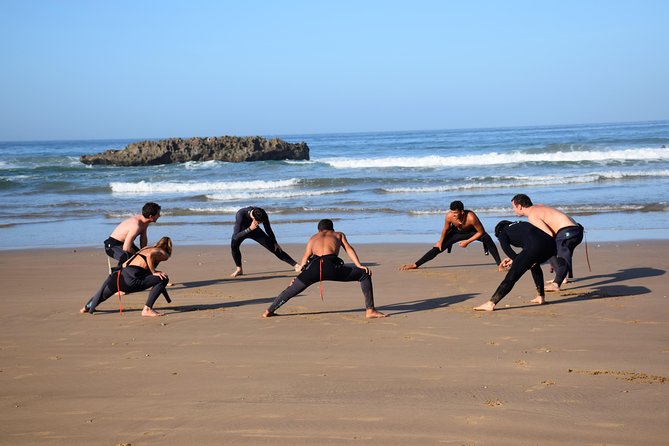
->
[494, 220, 512, 238]
[449, 200, 464, 211]
[154, 236, 172, 257]
[317, 219, 334, 231]
[250, 207, 265, 222]
[511, 194, 533, 216]
[142, 202, 162, 221]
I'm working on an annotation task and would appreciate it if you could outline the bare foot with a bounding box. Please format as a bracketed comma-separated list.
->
[474, 301, 495, 311]
[544, 282, 560, 292]
[530, 295, 545, 304]
[79, 306, 89, 314]
[141, 306, 162, 317]
[262, 310, 275, 318]
[366, 308, 386, 318]
[230, 267, 243, 278]
[399, 264, 418, 270]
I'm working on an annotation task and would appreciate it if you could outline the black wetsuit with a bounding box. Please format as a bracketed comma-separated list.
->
[230, 206, 297, 268]
[267, 254, 374, 313]
[414, 214, 502, 267]
[490, 221, 557, 304]
[83, 254, 170, 313]
[552, 223, 584, 286]
[104, 236, 139, 266]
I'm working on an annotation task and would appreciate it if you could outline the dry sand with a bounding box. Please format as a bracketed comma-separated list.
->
[0, 241, 667, 445]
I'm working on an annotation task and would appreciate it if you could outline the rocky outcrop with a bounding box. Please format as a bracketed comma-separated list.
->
[80, 136, 310, 166]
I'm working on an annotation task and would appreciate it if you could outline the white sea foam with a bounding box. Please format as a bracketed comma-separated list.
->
[184, 160, 224, 169]
[321, 148, 669, 169]
[384, 170, 669, 193]
[187, 206, 244, 214]
[110, 178, 301, 193]
[206, 189, 346, 201]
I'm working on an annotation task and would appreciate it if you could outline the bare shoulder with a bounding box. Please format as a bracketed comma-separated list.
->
[466, 209, 481, 222]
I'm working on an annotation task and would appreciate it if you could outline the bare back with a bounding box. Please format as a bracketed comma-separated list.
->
[527, 205, 576, 236]
[110, 215, 149, 251]
[307, 230, 343, 257]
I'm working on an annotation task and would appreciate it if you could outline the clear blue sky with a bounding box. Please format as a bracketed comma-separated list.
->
[1, 1, 668, 140]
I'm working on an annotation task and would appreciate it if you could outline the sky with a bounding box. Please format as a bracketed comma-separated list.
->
[1, 0, 668, 141]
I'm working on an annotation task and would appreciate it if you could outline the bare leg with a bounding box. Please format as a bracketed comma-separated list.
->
[230, 266, 243, 278]
[141, 306, 162, 317]
[366, 308, 386, 318]
[530, 295, 545, 304]
[474, 301, 495, 311]
[400, 263, 418, 270]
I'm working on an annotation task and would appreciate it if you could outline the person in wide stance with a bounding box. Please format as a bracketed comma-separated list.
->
[263, 219, 386, 319]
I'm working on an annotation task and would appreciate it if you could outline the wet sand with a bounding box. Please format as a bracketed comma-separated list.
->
[0, 241, 667, 445]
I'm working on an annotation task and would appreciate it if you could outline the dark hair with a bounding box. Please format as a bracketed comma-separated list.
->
[251, 208, 265, 221]
[142, 202, 161, 218]
[450, 200, 464, 211]
[494, 220, 512, 238]
[317, 219, 334, 231]
[512, 194, 533, 207]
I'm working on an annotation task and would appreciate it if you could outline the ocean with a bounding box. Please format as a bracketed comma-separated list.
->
[1, 121, 668, 250]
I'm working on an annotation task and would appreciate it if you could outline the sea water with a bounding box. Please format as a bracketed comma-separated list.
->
[1, 121, 668, 250]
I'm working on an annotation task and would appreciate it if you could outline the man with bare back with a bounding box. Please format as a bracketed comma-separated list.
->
[104, 202, 161, 266]
[262, 219, 386, 319]
[400, 200, 501, 270]
[511, 194, 584, 291]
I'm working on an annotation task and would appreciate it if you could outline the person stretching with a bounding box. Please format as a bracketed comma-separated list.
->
[400, 200, 501, 270]
[263, 219, 386, 319]
[474, 221, 557, 311]
[80, 237, 172, 317]
[230, 206, 300, 277]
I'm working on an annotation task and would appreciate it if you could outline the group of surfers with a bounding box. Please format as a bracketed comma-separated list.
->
[79, 194, 584, 318]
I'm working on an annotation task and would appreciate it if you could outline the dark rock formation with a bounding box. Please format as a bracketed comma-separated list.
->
[80, 136, 310, 166]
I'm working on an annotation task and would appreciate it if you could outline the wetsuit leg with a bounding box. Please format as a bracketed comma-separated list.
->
[250, 230, 297, 266]
[490, 251, 537, 305]
[553, 226, 584, 286]
[332, 264, 375, 309]
[122, 268, 168, 308]
[414, 231, 466, 267]
[267, 278, 309, 313]
[230, 235, 247, 267]
[85, 274, 119, 313]
[478, 232, 502, 265]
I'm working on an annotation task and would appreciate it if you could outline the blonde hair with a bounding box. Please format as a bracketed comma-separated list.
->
[154, 236, 172, 257]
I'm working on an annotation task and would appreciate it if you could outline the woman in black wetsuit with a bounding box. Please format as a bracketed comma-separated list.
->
[474, 221, 556, 311]
[80, 237, 172, 317]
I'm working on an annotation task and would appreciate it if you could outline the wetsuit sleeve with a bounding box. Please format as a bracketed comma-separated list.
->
[498, 231, 518, 260]
[231, 208, 251, 240]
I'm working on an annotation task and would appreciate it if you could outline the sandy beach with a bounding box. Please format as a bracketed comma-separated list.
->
[1, 241, 667, 445]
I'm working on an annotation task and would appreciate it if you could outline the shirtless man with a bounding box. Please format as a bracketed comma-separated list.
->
[262, 219, 386, 319]
[230, 206, 300, 277]
[104, 202, 161, 266]
[400, 200, 501, 270]
[511, 194, 584, 291]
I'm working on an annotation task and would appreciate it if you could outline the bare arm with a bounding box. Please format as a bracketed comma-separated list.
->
[435, 214, 453, 248]
[147, 249, 169, 279]
[123, 225, 141, 252]
[139, 229, 148, 249]
[341, 233, 369, 273]
[297, 237, 315, 270]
